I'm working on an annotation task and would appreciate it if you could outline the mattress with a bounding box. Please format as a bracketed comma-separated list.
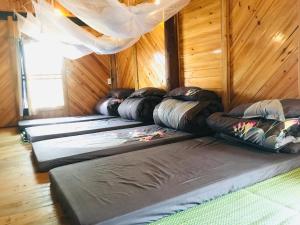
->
[151, 168, 300, 225]
[32, 125, 194, 172]
[26, 118, 144, 142]
[50, 137, 300, 225]
[18, 114, 114, 130]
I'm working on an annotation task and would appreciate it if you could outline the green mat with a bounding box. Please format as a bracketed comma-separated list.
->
[151, 168, 300, 225]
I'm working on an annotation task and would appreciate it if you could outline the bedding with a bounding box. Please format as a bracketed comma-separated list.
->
[95, 98, 123, 116]
[128, 87, 166, 98]
[50, 137, 300, 225]
[25, 118, 144, 142]
[18, 88, 133, 130]
[151, 168, 300, 225]
[118, 96, 162, 122]
[31, 87, 221, 172]
[18, 114, 114, 131]
[153, 98, 222, 133]
[165, 86, 221, 102]
[32, 125, 194, 171]
[207, 112, 300, 153]
[228, 99, 300, 121]
[107, 88, 134, 99]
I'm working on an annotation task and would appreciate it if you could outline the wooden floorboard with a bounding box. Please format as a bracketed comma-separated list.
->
[0, 128, 68, 225]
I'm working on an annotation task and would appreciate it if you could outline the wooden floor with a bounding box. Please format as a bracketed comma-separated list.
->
[0, 128, 67, 225]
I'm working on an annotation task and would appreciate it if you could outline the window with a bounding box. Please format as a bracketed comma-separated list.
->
[23, 41, 65, 114]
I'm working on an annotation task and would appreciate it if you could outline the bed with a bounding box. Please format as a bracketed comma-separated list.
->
[50, 137, 300, 225]
[18, 114, 115, 131]
[151, 168, 300, 225]
[26, 118, 145, 142]
[32, 125, 195, 172]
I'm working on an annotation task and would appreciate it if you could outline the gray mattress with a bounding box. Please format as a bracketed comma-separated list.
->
[26, 118, 144, 142]
[50, 137, 300, 225]
[32, 125, 194, 172]
[18, 115, 114, 130]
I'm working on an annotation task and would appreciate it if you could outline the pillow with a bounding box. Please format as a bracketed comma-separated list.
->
[107, 88, 134, 99]
[153, 99, 223, 133]
[118, 96, 162, 122]
[166, 87, 221, 102]
[207, 112, 300, 153]
[129, 87, 166, 98]
[228, 99, 300, 121]
[95, 98, 123, 116]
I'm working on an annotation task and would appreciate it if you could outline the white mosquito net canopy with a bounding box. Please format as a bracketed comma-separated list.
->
[17, 0, 190, 59]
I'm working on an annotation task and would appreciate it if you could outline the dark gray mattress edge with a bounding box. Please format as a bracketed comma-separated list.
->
[49, 137, 300, 225]
[27, 121, 145, 142]
[18, 115, 115, 130]
[33, 132, 195, 172]
[51, 155, 300, 225]
[104, 158, 300, 225]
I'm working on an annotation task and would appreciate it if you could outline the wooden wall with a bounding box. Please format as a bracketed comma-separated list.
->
[0, 19, 19, 127]
[64, 54, 111, 116]
[115, 24, 166, 89]
[229, 0, 300, 107]
[115, 47, 137, 89]
[177, 0, 300, 109]
[178, 0, 223, 97]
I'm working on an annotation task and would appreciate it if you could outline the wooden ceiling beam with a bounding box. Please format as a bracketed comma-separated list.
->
[164, 15, 180, 91]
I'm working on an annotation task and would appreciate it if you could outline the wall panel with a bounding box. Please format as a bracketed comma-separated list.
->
[136, 23, 166, 89]
[229, 0, 300, 107]
[116, 23, 166, 89]
[178, 0, 223, 96]
[0, 20, 19, 127]
[115, 47, 136, 89]
[65, 54, 111, 116]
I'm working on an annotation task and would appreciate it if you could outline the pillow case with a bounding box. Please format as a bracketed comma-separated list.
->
[95, 98, 123, 116]
[166, 87, 220, 102]
[207, 112, 300, 153]
[129, 87, 166, 98]
[118, 96, 162, 122]
[228, 99, 300, 122]
[107, 88, 134, 99]
[153, 99, 223, 133]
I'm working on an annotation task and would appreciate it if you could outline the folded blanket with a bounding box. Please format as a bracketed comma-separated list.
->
[118, 96, 162, 122]
[95, 98, 123, 116]
[154, 99, 223, 133]
[207, 112, 300, 153]
[228, 99, 300, 121]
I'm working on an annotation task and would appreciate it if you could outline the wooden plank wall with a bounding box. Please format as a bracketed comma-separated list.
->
[177, 0, 300, 109]
[0, 20, 19, 127]
[229, 0, 300, 107]
[64, 54, 111, 116]
[115, 47, 137, 89]
[115, 24, 166, 89]
[115, 0, 166, 90]
[178, 0, 223, 96]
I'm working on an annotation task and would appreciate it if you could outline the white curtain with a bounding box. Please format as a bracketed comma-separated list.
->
[57, 0, 190, 38]
[17, 0, 190, 59]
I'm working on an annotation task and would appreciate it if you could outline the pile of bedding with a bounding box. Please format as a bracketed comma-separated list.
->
[154, 87, 223, 134]
[32, 86, 223, 171]
[95, 88, 134, 116]
[18, 88, 134, 132]
[207, 99, 300, 153]
[118, 87, 166, 122]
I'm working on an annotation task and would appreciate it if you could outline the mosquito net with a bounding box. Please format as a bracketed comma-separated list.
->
[17, 0, 190, 59]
